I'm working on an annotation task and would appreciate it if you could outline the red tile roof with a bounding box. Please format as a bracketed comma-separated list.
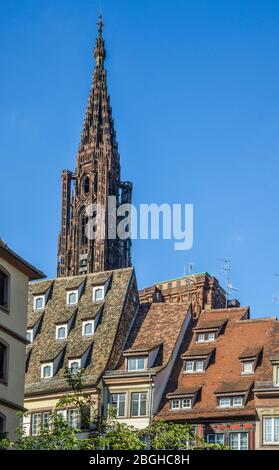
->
[157, 307, 278, 421]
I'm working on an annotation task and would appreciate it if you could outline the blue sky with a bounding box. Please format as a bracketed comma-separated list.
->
[1, 0, 279, 317]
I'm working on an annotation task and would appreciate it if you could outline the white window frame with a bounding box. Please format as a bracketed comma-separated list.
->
[197, 333, 205, 343]
[242, 361, 254, 375]
[207, 332, 215, 341]
[171, 399, 180, 410]
[263, 417, 279, 445]
[110, 393, 126, 418]
[31, 413, 42, 436]
[207, 433, 225, 445]
[82, 320, 95, 337]
[92, 286, 105, 302]
[229, 431, 249, 450]
[127, 356, 146, 372]
[130, 392, 148, 417]
[219, 397, 231, 408]
[67, 290, 78, 306]
[34, 295, 45, 311]
[195, 360, 205, 372]
[55, 324, 68, 340]
[26, 329, 33, 343]
[68, 358, 81, 374]
[182, 398, 192, 409]
[41, 362, 53, 379]
[184, 361, 194, 373]
[232, 396, 243, 407]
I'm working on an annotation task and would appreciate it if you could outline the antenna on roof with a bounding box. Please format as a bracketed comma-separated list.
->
[272, 274, 279, 303]
[185, 262, 194, 302]
[218, 258, 238, 308]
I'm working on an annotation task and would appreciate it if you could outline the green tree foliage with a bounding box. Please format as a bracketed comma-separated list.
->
[0, 369, 227, 450]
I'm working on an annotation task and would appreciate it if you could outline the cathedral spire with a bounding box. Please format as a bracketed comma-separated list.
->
[57, 16, 132, 278]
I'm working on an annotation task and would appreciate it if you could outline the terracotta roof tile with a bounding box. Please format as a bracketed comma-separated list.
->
[157, 308, 278, 421]
[182, 345, 215, 358]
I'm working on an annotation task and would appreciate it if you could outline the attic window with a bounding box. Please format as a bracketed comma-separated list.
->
[127, 356, 146, 372]
[82, 320, 94, 337]
[41, 363, 53, 379]
[56, 324, 67, 340]
[242, 361, 254, 375]
[34, 296, 45, 311]
[67, 290, 78, 305]
[68, 359, 81, 374]
[218, 396, 243, 408]
[93, 286, 105, 302]
[197, 332, 215, 343]
[184, 360, 204, 373]
[171, 398, 192, 410]
[26, 330, 33, 343]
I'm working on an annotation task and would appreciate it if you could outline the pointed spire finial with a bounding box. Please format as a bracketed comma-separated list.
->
[98, 14, 104, 37]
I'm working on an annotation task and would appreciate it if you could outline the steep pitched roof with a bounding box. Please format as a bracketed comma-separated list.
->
[114, 302, 191, 372]
[157, 307, 278, 421]
[25, 268, 137, 396]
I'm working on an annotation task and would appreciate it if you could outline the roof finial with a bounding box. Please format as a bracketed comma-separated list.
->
[98, 14, 104, 37]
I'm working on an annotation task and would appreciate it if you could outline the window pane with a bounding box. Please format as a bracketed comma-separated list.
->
[42, 412, 50, 429]
[216, 433, 225, 445]
[140, 393, 147, 416]
[68, 409, 79, 429]
[128, 358, 137, 371]
[264, 418, 273, 443]
[84, 322, 93, 335]
[36, 297, 43, 309]
[240, 433, 248, 450]
[182, 398, 191, 409]
[68, 292, 77, 304]
[185, 361, 194, 372]
[243, 362, 253, 374]
[58, 327, 66, 339]
[219, 398, 230, 407]
[171, 399, 180, 409]
[207, 434, 216, 444]
[43, 365, 51, 378]
[70, 361, 80, 373]
[137, 357, 145, 370]
[32, 413, 41, 436]
[230, 433, 239, 450]
[275, 418, 279, 443]
[131, 393, 139, 416]
[94, 288, 103, 301]
[195, 361, 204, 372]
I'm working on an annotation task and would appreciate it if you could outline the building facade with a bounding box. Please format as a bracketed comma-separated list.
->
[57, 16, 132, 278]
[0, 241, 44, 440]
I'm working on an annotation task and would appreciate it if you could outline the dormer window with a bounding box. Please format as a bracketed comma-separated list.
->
[219, 396, 243, 408]
[68, 359, 81, 374]
[197, 334, 205, 343]
[34, 296, 45, 311]
[242, 361, 254, 375]
[82, 320, 94, 337]
[127, 356, 146, 372]
[197, 332, 215, 342]
[93, 286, 104, 302]
[26, 330, 33, 343]
[56, 324, 67, 340]
[41, 363, 53, 379]
[184, 360, 204, 373]
[67, 290, 78, 305]
[171, 398, 192, 410]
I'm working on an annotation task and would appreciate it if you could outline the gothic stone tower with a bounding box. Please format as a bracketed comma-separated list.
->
[57, 17, 132, 277]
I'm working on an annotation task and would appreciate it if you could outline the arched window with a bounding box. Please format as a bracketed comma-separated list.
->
[0, 268, 9, 310]
[80, 210, 88, 246]
[83, 176, 90, 194]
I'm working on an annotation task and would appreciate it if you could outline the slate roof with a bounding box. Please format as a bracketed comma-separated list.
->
[25, 268, 137, 396]
[157, 307, 279, 421]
